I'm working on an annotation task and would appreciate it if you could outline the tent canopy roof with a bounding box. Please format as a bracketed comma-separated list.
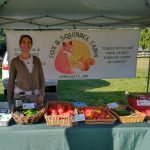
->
[0, 0, 150, 29]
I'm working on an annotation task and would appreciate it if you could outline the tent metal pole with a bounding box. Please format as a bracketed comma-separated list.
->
[146, 56, 150, 94]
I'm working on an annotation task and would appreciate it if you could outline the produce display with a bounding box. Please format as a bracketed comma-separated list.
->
[12, 107, 45, 124]
[2, 98, 148, 126]
[79, 106, 117, 124]
[45, 101, 78, 126]
[79, 106, 113, 120]
[17, 109, 39, 117]
[47, 102, 76, 116]
[113, 106, 134, 116]
[109, 105, 146, 123]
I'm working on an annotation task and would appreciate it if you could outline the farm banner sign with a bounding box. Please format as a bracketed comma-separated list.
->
[6, 30, 139, 80]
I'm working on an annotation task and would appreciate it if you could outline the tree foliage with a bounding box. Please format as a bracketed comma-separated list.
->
[0, 29, 6, 56]
[139, 27, 150, 50]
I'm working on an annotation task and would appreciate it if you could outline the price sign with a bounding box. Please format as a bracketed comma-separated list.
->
[137, 100, 150, 106]
[107, 102, 119, 109]
[23, 103, 35, 109]
[73, 102, 87, 107]
[71, 114, 85, 122]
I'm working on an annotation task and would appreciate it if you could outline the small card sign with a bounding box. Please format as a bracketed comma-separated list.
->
[107, 102, 119, 109]
[0, 102, 9, 109]
[137, 100, 150, 106]
[0, 102, 10, 114]
[0, 109, 10, 114]
[73, 102, 87, 107]
[23, 103, 35, 109]
[71, 114, 85, 122]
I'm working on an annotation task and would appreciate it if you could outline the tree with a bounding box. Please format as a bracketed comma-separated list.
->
[0, 29, 6, 56]
[139, 27, 150, 50]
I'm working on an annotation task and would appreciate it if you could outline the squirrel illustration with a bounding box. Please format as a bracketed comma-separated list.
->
[77, 57, 95, 71]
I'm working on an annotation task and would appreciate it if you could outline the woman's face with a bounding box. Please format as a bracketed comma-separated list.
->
[20, 37, 32, 54]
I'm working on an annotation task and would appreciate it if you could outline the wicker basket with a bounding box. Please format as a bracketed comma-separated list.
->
[45, 101, 78, 127]
[109, 105, 146, 123]
[12, 107, 45, 124]
[79, 106, 117, 124]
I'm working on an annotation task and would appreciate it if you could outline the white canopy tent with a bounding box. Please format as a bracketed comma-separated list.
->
[0, 0, 150, 29]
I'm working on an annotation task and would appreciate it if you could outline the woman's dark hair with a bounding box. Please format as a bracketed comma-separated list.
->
[19, 35, 33, 44]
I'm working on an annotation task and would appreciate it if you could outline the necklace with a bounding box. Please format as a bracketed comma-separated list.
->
[20, 54, 31, 60]
[19, 55, 32, 65]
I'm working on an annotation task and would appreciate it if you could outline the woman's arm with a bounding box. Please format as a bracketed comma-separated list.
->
[7, 59, 17, 106]
[38, 58, 45, 97]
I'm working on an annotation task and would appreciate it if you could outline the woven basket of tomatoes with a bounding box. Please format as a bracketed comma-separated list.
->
[45, 101, 78, 126]
[79, 106, 117, 124]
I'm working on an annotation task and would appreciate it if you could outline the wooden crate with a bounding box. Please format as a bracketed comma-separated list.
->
[79, 106, 117, 124]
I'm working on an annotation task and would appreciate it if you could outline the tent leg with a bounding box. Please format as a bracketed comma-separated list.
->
[146, 57, 150, 94]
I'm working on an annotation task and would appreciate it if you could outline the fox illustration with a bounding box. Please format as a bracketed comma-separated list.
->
[55, 41, 74, 74]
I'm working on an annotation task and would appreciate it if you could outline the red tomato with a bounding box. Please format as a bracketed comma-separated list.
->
[65, 111, 72, 117]
[57, 108, 64, 115]
[56, 104, 64, 110]
[67, 106, 73, 110]
[80, 110, 84, 114]
[51, 109, 57, 113]
[51, 112, 58, 116]
[68, 110, 74, 115]
[48, 107, 52, 113]
[93, 113, 99, 119]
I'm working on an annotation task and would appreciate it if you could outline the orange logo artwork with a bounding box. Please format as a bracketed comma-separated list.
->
[55, 40, 95, 74]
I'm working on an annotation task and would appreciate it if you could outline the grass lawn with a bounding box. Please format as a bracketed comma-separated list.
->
[0, 65, 6, 100]
[57, 58, 149, 106]
[0, 58, 149, 106]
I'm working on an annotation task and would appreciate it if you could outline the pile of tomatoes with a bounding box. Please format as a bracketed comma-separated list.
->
[47, 102, 75, 117]
[79, 106, 112, 120]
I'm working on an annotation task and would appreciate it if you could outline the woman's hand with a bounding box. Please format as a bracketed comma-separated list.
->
[37, 95, 43, 106]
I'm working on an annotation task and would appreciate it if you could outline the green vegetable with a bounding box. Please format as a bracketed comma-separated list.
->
[114, 109, 130, 116]
[21, 109, 38, 116]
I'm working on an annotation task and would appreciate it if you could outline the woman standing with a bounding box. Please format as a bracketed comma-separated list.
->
[7, 35, 45, 108]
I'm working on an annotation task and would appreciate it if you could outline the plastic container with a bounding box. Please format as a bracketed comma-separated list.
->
[127, 93, 150, 118]
[0, 114, 12, 127]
